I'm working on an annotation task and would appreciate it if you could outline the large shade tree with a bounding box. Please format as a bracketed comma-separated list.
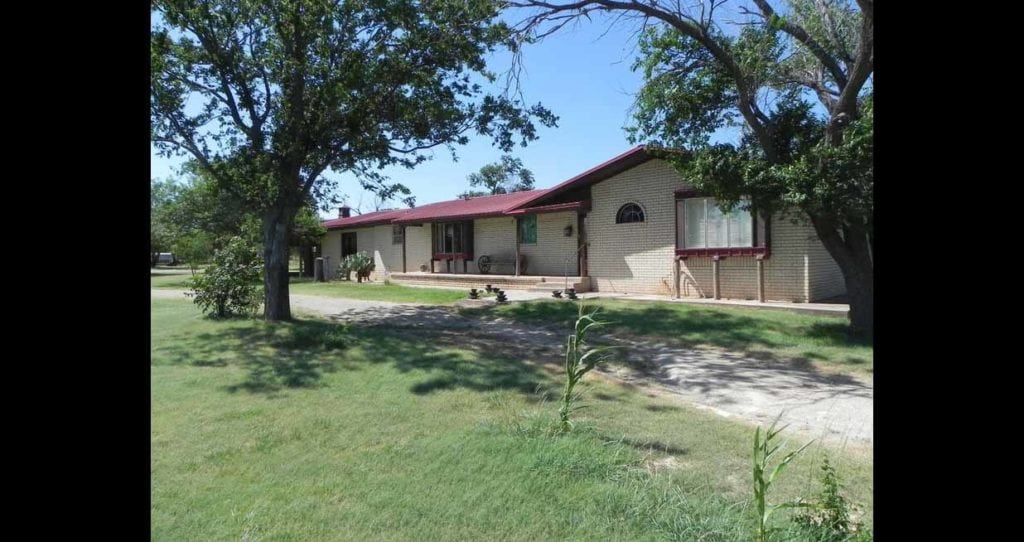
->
[512, 0, 873, 335]
[152, 0, 556, 321]
[459, 155, 536, 198]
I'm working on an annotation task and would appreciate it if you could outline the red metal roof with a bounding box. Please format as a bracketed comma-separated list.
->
[391, 189, 550, 224]
[320, 146, 683, 229]
[322, 208, 411, 230]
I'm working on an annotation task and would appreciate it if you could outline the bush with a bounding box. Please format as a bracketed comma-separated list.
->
[339, 251, 375, 282]
[188, 236, 263, 318]
[793, 457, 872, 541]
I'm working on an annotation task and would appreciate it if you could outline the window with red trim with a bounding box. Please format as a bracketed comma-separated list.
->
[675, 197, 768, 255]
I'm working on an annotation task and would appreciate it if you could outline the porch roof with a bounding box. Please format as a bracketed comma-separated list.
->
[390, 189, 550, 225]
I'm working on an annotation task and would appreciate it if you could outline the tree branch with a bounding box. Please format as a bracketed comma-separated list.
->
[751, 0, 848, 88]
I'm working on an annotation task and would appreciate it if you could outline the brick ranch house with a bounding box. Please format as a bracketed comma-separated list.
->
[319, 146, 845, 302]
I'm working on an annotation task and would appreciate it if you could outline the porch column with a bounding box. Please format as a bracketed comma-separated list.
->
[514, 217, 521, 276]
[756, 255, 765, 303]
[674, 257, 681, 299]
[401, 226, 407, 273]
[712, 255, 722, 300]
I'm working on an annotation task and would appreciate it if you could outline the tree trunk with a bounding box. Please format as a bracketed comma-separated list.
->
[809, 215, 874, 337]
[263, 207, 296, 322]
[843, 262, 873, 338]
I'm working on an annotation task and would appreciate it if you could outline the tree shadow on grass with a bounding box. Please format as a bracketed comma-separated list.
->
[492, 301, 872, 370]
[157, 317, 355, 396]
[351, 329, 555, 399]
[158, 315, 555, 400]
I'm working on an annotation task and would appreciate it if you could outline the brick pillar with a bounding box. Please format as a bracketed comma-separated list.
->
[712, 256, 721, 300]
[756, 256, 765, 303]
[674, 257, 681, 299]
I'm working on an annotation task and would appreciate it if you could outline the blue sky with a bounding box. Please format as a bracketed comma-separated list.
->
[150, 11, 709, 219]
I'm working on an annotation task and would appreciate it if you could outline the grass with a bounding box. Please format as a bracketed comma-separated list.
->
[152, 298, 872, 541]
[151, 272, 466, 305]
[289, 277, 466, 304]
[463, 300, 873, 377]
[151, 271, 197, 289]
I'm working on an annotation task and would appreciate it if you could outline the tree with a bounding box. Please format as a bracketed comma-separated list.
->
[152, 0, 557, 321]
[151, 178, 185, 266]
[459, 155, 536, 198]
[513, 1, 873, 336]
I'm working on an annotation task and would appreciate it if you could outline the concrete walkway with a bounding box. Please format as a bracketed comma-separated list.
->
[152, 289, 871, 447]
[395, 281, 849, 317]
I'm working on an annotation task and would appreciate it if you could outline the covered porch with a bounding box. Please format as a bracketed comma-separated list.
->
[389, 271, 591, 292]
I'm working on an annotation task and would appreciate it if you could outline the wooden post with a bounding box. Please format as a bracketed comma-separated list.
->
[514, 217, 521, 276]
[712, 256, 721, 300]
[756, 256, 765, 303]
[674, 257, 681, 299]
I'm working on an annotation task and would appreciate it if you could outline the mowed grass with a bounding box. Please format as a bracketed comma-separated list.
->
[151, 272, 465, 304]
[151, 271, 197, 289]
[289, 278, 465, 304]
[152, 299, 872, 541]
[466, 300, 873, 377]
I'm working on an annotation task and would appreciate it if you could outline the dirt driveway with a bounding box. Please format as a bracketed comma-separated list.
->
[153, 289, 872, 447]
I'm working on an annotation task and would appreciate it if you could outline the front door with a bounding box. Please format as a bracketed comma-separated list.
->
[341, 232, 357, 258]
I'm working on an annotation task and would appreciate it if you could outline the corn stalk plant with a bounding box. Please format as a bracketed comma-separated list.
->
[558, 304, 617, 432]
[753, 414, 815, 542]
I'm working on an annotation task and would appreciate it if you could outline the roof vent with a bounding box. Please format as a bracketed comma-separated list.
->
[338, 206, 351, 218]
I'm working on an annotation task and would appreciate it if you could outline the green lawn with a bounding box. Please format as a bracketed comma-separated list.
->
[151, 271, 197, 289]
[151, 272, 466, 304]
[152, 299, 872, 541]
[465, 300, 873, 377]
[288, 278, 466, 304]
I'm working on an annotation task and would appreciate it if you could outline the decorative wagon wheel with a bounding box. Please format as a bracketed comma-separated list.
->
[477, 255, 492, 274]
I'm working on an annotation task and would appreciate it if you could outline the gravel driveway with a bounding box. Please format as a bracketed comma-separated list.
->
[153, 289, 872, 447]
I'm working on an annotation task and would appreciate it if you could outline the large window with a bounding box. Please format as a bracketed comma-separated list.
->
[616, 203, 645, 224]
[519, 215, 537, 244]
[431, 222, 473, 257]
[676, 197, 766, 252]
[392, 225, 404, 245]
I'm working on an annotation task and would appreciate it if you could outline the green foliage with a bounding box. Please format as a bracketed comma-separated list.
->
[151, 178, 186, 265]
[794, 457, 872, 541]
[153, 0, 556, 318]
[339, 251, 375, 283]
[188, 237, 263, 319]
[172, 231, 214, 275]
[752, 415, 814, 542]
[558, 304, 617, 432]
[460, 155, 536, 197]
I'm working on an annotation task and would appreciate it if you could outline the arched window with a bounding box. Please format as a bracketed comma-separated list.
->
[616, 203, 645, 224]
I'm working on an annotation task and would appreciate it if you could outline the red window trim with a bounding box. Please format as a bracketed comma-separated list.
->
[675, 246, 770, 258]
[674, 194, 771, 258]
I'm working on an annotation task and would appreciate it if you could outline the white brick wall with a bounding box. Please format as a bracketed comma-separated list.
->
[806, 226, 847, 301]
[587, 159, 685, 296]
[519, 211, 579, 276]
[585, 159, 840, 302]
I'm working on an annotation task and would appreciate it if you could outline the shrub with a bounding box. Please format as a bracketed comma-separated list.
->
[558, 304, 616, 432]
[188, 236, 263, 318]
[794, 457, 872, 541]
[339, 251, 375, 282]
